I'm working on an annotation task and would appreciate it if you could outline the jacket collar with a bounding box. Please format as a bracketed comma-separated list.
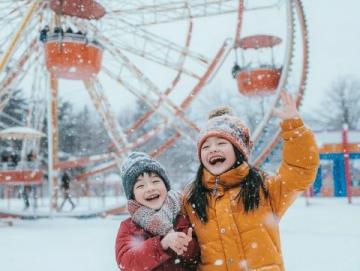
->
[202, 162, 250, 195]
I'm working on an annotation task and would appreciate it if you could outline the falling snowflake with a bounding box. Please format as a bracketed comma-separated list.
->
[69, 67, 77, 73]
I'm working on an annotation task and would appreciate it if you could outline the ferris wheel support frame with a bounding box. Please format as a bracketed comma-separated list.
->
[83, 78, 129, 149]
[150, 40, 233, 157]
[0, 39, 40, 110]
[47, 74, 59, 213]
[102, 42, 201, 135]
[102, 66, 195, 141]
[0, 0, 310, 218]
[98, 39, 232, 163]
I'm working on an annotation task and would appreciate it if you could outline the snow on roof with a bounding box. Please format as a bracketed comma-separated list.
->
[0, 126, 45, 140]
[314, 130, 360, 145]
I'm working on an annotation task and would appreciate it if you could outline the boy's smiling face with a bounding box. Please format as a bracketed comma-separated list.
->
[133, 172, 167, 210]
[200, 136, 236, 175]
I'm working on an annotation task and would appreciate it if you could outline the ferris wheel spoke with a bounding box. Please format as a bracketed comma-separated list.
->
[27, 60, 47, 140]
[0, 37, 39, 88]
[89, 20, 208, 79]
[0, 38, 40, 111]
[150, 132, 181, 158]
[0, 51, 42, 112]
[21, 61, 43, 159]
[105, 0, 238, 26]
[102, 63, 199, 142]
[83, 77, 130, 155]
[0, 0, 42, 75]
[54, 120, 171, 171]
[0, 0, 31, 18]
[85, 78, 167, 157]
[0, 1, 44, 49]
[103, 49, 200, 134]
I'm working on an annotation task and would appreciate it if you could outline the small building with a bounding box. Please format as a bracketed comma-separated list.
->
[314, 130, 360, 197]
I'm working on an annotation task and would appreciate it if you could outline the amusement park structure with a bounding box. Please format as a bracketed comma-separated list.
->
[0, 0, 309, 218]
[314, 127, 360, 203]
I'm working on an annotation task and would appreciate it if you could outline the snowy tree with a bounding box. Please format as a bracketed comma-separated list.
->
[72, 105, 111, 156]
[309, 77, 360, 130]
[58, 100, 77, 154]
[0, 89, 28, 150]
[189, 86, 263, 133]
[1, 89, 27, 126]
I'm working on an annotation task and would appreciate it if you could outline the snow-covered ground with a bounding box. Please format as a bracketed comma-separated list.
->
[0, 197, 127, 218]
[1, 197, 359, 271]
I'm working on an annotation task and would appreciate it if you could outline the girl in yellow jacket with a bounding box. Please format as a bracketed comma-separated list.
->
[184, 92, 320, 271]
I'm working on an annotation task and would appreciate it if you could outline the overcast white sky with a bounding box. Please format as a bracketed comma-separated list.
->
[300, 0, 360, 112]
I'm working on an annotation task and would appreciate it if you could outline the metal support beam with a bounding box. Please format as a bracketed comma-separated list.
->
[0, 0, 39, 73]
[48, 74, 59, 213]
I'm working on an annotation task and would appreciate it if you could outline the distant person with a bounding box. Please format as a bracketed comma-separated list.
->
[22, 185, 31, 210]
[22, 150, 38, 210]
[1, 150, 10, 167]
[26, 151, 37, 168]
[231, 63, 242, 78]
[58, 171, 76, 211]
[39, 25, 49, 42]
[10, 151, 20, 168]
[53, 26, 64, 37]
[65, 27, 73, 34]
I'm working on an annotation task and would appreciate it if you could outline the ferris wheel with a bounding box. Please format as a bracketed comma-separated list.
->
[0, 0, 309, 217]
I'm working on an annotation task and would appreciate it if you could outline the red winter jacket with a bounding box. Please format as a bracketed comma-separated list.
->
[115, 214, 200, 271]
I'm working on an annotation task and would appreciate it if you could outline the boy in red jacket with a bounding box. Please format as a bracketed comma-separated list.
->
[115, 152, 199, 271]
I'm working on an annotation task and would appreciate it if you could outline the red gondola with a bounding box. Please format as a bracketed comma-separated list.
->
[49, 0, 105, 20]
[45, 34, 103, 80]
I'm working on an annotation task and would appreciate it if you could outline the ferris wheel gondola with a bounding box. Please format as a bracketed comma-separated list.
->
[233, 35, 282, 96]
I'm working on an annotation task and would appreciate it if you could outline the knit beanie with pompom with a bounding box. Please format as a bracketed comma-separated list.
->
[121, 152, 171, 200]
[197, 106, 253, 161]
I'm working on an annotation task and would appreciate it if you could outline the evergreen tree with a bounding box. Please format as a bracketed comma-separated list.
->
[1, 89, 27, 126]
[58, 100, 77, 154]
[0, 89, 28, 150]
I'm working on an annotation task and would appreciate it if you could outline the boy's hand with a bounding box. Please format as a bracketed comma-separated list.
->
[161, 229, 192, 255]
[273, 91, 301, 120]
[186, 227, 193, 241]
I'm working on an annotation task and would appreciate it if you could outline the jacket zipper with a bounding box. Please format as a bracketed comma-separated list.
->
[213, 176, 219, 196]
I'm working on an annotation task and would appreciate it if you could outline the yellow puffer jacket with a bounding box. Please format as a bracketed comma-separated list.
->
[184, 118, 320, 271]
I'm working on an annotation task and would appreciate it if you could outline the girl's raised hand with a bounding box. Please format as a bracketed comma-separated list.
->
[161, 231, 190, 255]
[272, 91, 301, 120]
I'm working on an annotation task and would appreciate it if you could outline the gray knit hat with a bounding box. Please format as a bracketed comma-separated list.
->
[121, 152, 171, 200]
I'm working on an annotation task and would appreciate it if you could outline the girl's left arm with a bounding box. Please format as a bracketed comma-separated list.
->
[267, 117, 320, 218]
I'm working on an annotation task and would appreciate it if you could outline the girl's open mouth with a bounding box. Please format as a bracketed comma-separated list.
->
[209, 156, 226, 165]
